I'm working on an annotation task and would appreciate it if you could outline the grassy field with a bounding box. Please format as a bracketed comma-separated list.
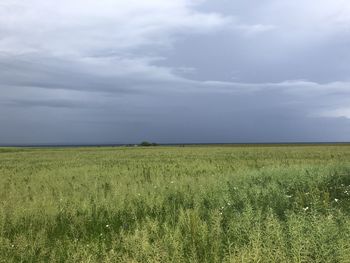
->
[1, 145, 350, 262]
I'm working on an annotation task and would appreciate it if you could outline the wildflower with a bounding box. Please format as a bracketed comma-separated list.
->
[334, 198, 339, 202]
[106, 224, 110, 228]
[286, 195, 292, 198]
[170, 181, 174, 184]
[303, 207, 309, 211]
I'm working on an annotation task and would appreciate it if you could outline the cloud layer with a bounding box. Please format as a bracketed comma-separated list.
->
[1, 0, 350, 144]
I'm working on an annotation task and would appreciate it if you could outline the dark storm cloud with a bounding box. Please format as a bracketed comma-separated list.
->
[5, 99, 97, 109]
[0, 55, 142, 94]
[1, 0, 350, 144]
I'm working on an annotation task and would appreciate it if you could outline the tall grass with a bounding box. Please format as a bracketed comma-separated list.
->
[0, 145, 350, 262]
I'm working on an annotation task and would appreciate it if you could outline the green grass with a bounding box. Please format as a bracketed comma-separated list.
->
[1, 145, 350, 262]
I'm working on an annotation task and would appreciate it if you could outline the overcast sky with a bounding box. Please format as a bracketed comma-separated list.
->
[1, 0, 350, 144]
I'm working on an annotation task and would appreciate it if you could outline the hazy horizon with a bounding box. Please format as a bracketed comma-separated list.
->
[1, 141, 350, 147]
[1, 0, 350, 144]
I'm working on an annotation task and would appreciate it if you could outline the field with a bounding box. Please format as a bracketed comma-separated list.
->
[1, 145, 350, 262]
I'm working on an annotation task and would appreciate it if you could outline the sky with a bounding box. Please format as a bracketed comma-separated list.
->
[1, 0, 350, 144]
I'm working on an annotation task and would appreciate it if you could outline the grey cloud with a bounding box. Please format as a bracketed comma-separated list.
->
[3, 86, 350, 145]
[1, 0, 350, 144]
[0, 55, 138, 94]
[4, 99, 98, 109]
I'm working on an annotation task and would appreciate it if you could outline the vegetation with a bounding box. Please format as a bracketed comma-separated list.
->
[0, 145, 350, 262]
[139, 141, 158, 147]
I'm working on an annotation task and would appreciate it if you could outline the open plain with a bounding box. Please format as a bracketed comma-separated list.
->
[1, 145, 350, 262]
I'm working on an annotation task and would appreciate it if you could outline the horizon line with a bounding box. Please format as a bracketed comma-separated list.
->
[1, 141, 350, 148]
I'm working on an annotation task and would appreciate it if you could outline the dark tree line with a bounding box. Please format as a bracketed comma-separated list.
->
[139, 141, 158, 147]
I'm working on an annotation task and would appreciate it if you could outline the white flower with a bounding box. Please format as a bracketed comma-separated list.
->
[334, 198, 339, 202]
[286, 195, 292, 198]
[303, 207, 309, 211]
[106, 224, 110, 228]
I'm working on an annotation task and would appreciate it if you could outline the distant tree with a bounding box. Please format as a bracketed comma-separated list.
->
[140, 141, 158, 147]
[140, 141, 152, 146]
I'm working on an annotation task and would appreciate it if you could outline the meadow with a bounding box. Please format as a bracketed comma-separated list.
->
[0, 145, 350, 262]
